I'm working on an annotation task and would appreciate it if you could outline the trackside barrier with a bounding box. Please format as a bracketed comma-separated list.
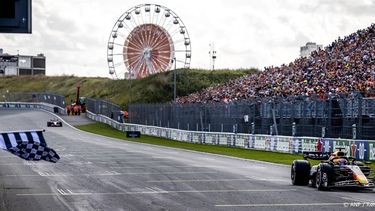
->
[0, 102, 66, 115]
[2, 102, 373, 161]
[86, 111, 375, 161]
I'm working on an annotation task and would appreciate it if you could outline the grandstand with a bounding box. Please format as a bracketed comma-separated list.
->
[176, 24, 375, 104]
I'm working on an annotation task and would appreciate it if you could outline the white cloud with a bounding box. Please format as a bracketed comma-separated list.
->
[0, 0, 374, 77]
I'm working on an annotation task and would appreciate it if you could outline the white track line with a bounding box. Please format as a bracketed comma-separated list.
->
[147, 178, 258, 183]
[215, 202, 351, 207]
[93, 161, 182, 165]
[5, 171, 217, 177]
[110, 165, 203, 169]
[81, 157, 168, 161]
[0, 162, 94, 166]
[246, 176, 289, 182]
[341, 196, 375, 203]
[17, 189, 295, 196]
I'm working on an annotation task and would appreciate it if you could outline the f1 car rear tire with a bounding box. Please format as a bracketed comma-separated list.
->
[291, 160, 310, 186]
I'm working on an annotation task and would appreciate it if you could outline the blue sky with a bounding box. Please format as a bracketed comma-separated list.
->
[0, 0, 374, 77]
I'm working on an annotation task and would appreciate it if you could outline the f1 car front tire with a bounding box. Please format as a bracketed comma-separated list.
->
[291, 160, 310, 186]
[316, 165, 331, 191]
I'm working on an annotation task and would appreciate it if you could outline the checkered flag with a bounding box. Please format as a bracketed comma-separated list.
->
[0, 130, 60, 163]
[8, 142, 60, 162]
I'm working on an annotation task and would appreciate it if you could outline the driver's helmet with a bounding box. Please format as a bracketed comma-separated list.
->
[335, 158, 348, 165]
[330, 151, 347, 165]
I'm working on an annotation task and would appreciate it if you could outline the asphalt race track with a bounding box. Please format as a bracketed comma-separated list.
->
[0, 110, 374, 210]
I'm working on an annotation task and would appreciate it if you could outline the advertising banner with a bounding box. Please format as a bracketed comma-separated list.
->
[352, 141, 369, 160]
[236, 135, 246, 148]
[244, 134, 255, 149]
[254, 135, 267, 150]
[227, 134, 236, 147]
[205, 133, 213, 144]
[170, 130, 178, 141]
[141, 127, 148, 135]
[218, 134, 227, 145]
[290, 138, 301, 153]
[188, 132, 194, 142]
[332, 139, 351, 155]
[212, 134, 219, 145]
[152, 128, 158, 136]
[197, 133, 205, 144]
[368, 142, 375, 160]
[269, 136, 276, 151]
[146, 128, 152, 135]
[176, 131, 183, 141]
[191, 133, 199, 143]
[276, 137, 291, 152]
[302, 138, 317, 152]
[321, 138, 333, 153]
[181, 132, 189, 142]
[161, 129, 167, 138]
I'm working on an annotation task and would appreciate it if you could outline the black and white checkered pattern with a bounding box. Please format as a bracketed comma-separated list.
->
[8, 142, 60, 162]
[0, 130, 60, 163]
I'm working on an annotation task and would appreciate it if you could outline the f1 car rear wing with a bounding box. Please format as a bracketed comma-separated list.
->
[303, 151, 331, 160]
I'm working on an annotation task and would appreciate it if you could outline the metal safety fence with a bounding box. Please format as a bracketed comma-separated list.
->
[129, 95, 375, 140]
[86, 98, 123, 122]
[2, 92, 374, 140]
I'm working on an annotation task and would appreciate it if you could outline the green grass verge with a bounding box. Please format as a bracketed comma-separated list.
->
[76, 122, 374, 173]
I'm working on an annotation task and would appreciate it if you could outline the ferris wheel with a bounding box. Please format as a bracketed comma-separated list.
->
[107, 4, 191, 79]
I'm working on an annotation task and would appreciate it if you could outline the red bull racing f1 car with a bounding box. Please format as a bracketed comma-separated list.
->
[291, 148, 374, 190]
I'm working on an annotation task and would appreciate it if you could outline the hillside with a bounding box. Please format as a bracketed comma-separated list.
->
[0, 68, 258, 108]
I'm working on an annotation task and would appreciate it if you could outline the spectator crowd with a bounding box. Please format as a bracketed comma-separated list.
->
[176, 24, 375, 104]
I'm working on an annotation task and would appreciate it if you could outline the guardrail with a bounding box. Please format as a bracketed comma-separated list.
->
[0, 102, 66, 114]
[86, 111, 375, 161]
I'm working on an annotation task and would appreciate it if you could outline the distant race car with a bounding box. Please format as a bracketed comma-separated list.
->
[291, 148, 374, 190]
[47, 119, 63, 127]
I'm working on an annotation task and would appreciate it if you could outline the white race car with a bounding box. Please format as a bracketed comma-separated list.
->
[47, 119, 63, 127]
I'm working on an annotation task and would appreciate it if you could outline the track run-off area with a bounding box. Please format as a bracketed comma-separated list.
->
[0, 110, 374, 210]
